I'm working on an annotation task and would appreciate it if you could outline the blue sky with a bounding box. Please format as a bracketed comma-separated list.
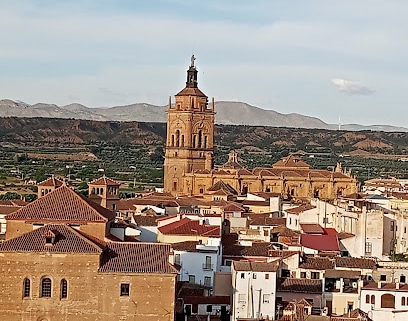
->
[1, 0, 407, 127]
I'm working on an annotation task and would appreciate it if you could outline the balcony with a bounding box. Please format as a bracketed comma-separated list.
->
[202, 263, 214, 271]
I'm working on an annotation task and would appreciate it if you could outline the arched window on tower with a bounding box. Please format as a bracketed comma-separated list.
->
[193, 135, 196, 148]
[181, 135, 185, 147]
[204, 136, 208, 148]
[171, 135, 175, 147]
[61, 279, 68, 299]
[176, 130, 180, 147]
[198, 130, 202, 148]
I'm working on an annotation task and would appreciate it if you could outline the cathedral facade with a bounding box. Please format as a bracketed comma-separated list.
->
[163, 58, 358, 200]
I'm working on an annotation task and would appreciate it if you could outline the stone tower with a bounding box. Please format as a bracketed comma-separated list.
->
[88, 176, 120, 211]
[164, 56, 215, 195]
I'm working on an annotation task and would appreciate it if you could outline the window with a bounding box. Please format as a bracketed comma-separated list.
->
[263, 294, 270, 303]
[281, 269, 290, 278]
[253, 273, 257, 279]
[311, 272, 319, 279]
[381, 294, 395, 308]
[401, 275, 406, 283]
[371, 295, 375, 304]
[189, 275, 196, 284]
[391, 221, 395, 232]
[380, 275, 387, 281]
[347, 302, 353, 312]
[300, 272, 306, 279]
[265, 273, 269, 279]
[241, 273, 245, 279]
[120, 283, 130, 296]
[174, 254, 181, 265]
[23, 278, 30, 298]
[238, 294, 246, 303]
[365, 294, 370, 304]
[41, 277, 52, 297]
[365, 242, 372, 255]
[204, 276, 211, 287]
[60, 279, 68, 299]
[402, 297, 405, 306]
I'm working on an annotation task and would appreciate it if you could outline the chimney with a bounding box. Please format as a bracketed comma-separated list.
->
[378, 281, 382, 289]
[396, 282, 400, 290]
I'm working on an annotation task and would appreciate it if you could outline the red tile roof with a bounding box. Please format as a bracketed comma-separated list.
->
[277, 278, 322, 293]
[6, 185, 116, 223]
[334, 257, 377, 269]
[172, 241, 200, 252]
[300, 234, 339, 252]
[89, 176, 120, 186]
[223, 202, 245, 212]
[233, 261, 279, 272]
[38, 176, 64, 187]
[286, 204, 316, 215]
[363, 282, 408, 291]
[300, 224, 325, 234]
[272, 155, 310, 169]
[99, 242, 177, 274]
[0, 224, 103, 253]
[158, 218, 220, 237]
[300, 257, 334, 270]
[133, 214, 160, 226]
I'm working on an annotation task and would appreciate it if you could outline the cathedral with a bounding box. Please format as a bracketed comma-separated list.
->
[163, 57, 358, 200]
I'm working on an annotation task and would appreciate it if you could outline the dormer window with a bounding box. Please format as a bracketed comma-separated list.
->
[42, 229, 59, 246]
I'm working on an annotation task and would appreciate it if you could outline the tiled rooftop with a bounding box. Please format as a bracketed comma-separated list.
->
[158, 218, 220, 237]
[300, 234, 339, 252]
[300, 257, 334, 270]
[89, 176, 120, 186]
[6, 185, 116, 222]
[277, 278, 322, 293]
[37, 176, 64, 187]
[233, 261, 279, 272]
[100, 242, 176, 274]
[0, 224, 103, 253]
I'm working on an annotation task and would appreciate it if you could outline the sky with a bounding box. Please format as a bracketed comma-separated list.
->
[0, 0, 407, 127]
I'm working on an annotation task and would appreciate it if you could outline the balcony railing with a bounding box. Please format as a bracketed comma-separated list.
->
[202, 263, 214, 271]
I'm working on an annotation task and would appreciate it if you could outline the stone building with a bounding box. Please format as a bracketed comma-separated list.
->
[0, 185, 177, 321]
[163, 58, 358, 199]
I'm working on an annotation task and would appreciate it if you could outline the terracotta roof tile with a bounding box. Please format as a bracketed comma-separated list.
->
[99, 242, 176, 274]
[223, 202, 245, 212]
[277, 278, 322, 293]
[286, 204, 316, 215]
[272, 155, 310, 169]
[300, 223, 325, 234]
[0, 224, 103, 253]
[6, 185, 116, 222]
[176, 87, 207, 97]
[334, 257, 377, 269]
[172, 241, 200, 252]
[89, 176, 120, 186]
[37, 176, 64, 187]
[158, 218, 220, 237]
[133, 214, 160, 226]
[300, 257, 334, 270]
[300, 234, 339, 252]
[233, 261, 279, 272]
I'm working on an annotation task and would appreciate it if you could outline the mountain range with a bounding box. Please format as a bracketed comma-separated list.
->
[0, 99, 406, 132]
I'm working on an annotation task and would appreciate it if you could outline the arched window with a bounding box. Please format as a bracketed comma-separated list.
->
[193, 135, 196, 148]
[198, 130, 202, 148]
[402, 297, 405, 306]
[23, 278, 30, 298]
[175, 130, 180, 147]
[204, 136, 208, 148]
[381, 293, 395, 308]
[371, 295, 375, 304]
[181, 135, 185, 147]
[171, 135, 175, 147]
[61, 279, 68, 299]
[41, 277, 52, 297]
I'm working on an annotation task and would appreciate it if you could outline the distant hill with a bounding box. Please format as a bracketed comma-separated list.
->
[1, 99, 407, 132]
[0, 117, 407, 156]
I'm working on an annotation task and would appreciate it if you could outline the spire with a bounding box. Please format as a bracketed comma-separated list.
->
[186, 55, 198, 88]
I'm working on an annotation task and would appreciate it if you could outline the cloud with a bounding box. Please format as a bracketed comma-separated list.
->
[330, 78, 375, 95]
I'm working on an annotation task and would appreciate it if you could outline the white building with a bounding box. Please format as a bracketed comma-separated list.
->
[172, 239, 221, 287]
[231, 261, 279, 320]
[360, 282, 408, 321]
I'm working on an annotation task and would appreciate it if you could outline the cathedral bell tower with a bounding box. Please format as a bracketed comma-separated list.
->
[164, 56, 215, 195]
